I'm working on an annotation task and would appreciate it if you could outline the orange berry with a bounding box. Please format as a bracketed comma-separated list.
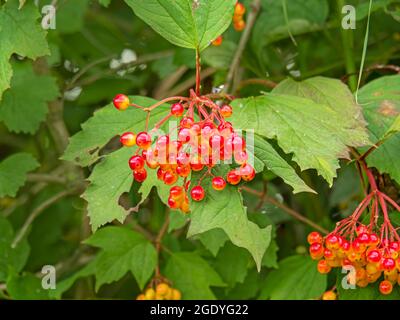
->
[379, 280, 393, 295]
[212, 35, 223, 46]
[322, 290, 337, 300]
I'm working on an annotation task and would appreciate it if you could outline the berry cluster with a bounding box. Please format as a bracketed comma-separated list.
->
[308, 168, 400, 296]
[233, 1, 246, 31]
[136, 282, 181, 300]
[211, 2, 246, 46]
[113, 89, 255, 214]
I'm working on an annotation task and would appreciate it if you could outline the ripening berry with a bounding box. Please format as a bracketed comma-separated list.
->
[357, 232, 370, 244]
[212, 177, 226, 191]
[191, 186, 205, 201]
[366, 262, 379, 275]
[231, 135, 246, 151]
[307, 232, 323, 245]
[113, 94, 130, 110]
[227, 170, 241, 185]
[322, 291, 337, 300]
[220, 105, 233, 118]
[136, 294, 145, 300]
[134, 168, 147, 182]
[129, 155, 145, 171]
[212, 35, 223, 46]
[176, 165, 191, 177]
[317, 259, 331, 274]
[234, 19, 246, 31]
[120, 132, 136, 147]
[369, 233, 380, 246]
[136, 132, 152, 150]
[191, 162, 204, 172]
[171, 103, 185, 117]
[181, 199, 190, 213]
[234, 2, 246, 15]
[144, 288, 155, 300]
[390, 241, 400, 252]
[379, 280, 393, 295]
[234, 151, 248, 165]
[180, 116, 194, 128]
[168, 196, 181, 209]
[171, 289, 182, 300]
[156, 283, 170, 296]
[324, 248, 335, 260]
[163, 171, 178, 185]
[325, 234, 340, 250]
[157, 168, 165, 181]
[309, 242, 324, 260]
[170, 186, 184, 199]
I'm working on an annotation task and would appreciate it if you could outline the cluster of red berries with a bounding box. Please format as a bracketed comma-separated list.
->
[113, 91, 255, 214]
[211, 2, 246, 46]
[233, 2, 246, 31]
[136, 282, 181, 300]
[308, 227, 400, 295]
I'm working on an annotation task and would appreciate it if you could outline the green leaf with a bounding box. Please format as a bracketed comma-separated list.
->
[164, 252, 225, 299]
[0, 153, 39, 198]
[197, 228, 228, 256]
[252, 134, 315, 194]
[214, 242, 249, 287]
[124, 0, 236, 51]
[259, 255, 327, 300]
[168, 211, 188, 233]
[358, 75, 400, 184]
[6, 273, 50, 300]
[273, 77, 370, 148]
[253, 0, 329, 53]
[0, 217, 30, 282]
[0, 62, 59, 133]
[230, 94, 365, 185]
[0, 0, 49, 100]
[50, 259, 97, 299]
[63, 96, 170, 167]
[84, 226, 157, 290]
[98, 0, 111, 7]
[52, 0, 90, 34]
[82, 147, 133, 231]
[188, 166, 272, 270]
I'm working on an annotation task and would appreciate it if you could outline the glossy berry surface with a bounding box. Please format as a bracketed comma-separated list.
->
[191, 186, 205, 201]
[212, 177, 226, 191]
[113, 94, 130, 110]
[120, 132, 136, 147]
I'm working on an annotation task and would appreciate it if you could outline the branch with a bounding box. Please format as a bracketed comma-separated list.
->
[12, 190, 73, 248]
[224, 0, 262, 93]
[241, 186, 329, 234]
[27, 173, 67, 184]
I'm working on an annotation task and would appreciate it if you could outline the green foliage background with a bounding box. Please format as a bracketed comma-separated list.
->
[0, 0, 399, 300]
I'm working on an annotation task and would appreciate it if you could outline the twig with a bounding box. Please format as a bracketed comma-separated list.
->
[154, 212, 170, 277]
[166, 67, 216, 97]
[224, 0, 262, 93]
[27, 173, 67, 184]
[12, 190, 73, 248]
[235, 78, 277, 94]
[153, 66, 188, 100]
[241, 186, 329, 234]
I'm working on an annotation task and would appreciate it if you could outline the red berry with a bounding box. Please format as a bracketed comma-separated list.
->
[191, 162, 204, 172]
[134, 168, 147, 182]
[136, 132, 152, 150]
[369, 233, 380, 246]
[233, 19, 245, 31]
[234, 151, 248, 164]
[171, 103, 184, 117]
[156, 135, 169, 149]
[157, 168, 165, 181]
[379, 280, 393, 295]
[356, 224, 368, 236]
[180, 117, 194, 128]
[178, 128, 191, 143]
[113, 94, 130, 110]
[129, 155, 145, 171]
[191, 186, 205, 201]
[227, 170, 241, 185]
[367, 249, 381, 263]
[357, 233, 370, 244]
[120, 132, 136, 147]
[307, 232, 323, 245]
[390, 241, 400, 252]
[212, 177, 226, 191]
[209, 135, 224, 150]
[381, 257, 396, 271]
[317, 259, 331, 274]
[220, 105, 233, 118]
[231, 135, 246, 151]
